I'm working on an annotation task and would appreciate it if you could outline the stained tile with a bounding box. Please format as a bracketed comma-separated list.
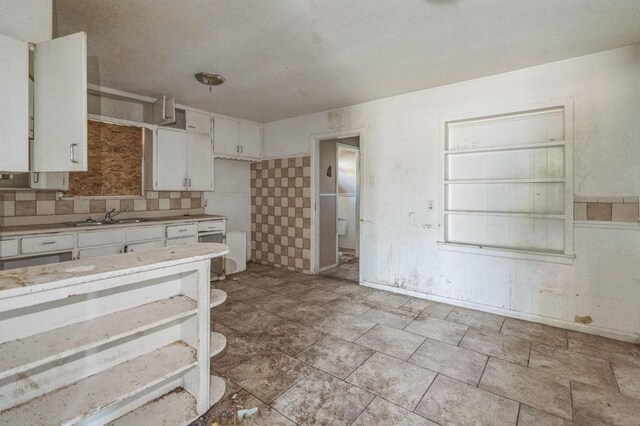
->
[277, 304, 329, 326]
[479, 357, 572, 419]
[400, 298, 433, 315]
[211, 334, 276, 374]
[245, 262, 275, 274]
[326, 296, 375, 316]
[295, 335, 374, 379]
[364, 290, 411, 308]
[211, 300, 254, 325]
[404, 316, 468, 345]
[305, 277, 344, 291]
[231, 272, 287, 289]
[262, 268, 295, 279]
[359, 305, 416, 329]
[273, 370, 374, 426]
[409, 338, 488, 385]
[297, 288, 342, 305]
[270, 280, 316, 297]
[355, 324, 425, 361]
[225, 350, 313, 403]
[225, 309, 287, 338]
[567, 330, 640, 365]
[419, 302, 455, 319]
[612, 359, 640, 400]
[572, 381, 640, 426]
[460, 328, 531, 366]
[243, 292, 301, 314]
[312, 311, 376, 341]
[501, 318, 567, 348]
[517, 405, 577, 426]
[528, 342, 618, 390]
[352, 397, 437, 426]
[255, 321, 324, 356]
[415, 375, 519, 426]
[332, 283, 374, 298]
[347, 352, 436, 410]
[445, 307, 505, 333]
[225, 285, 272, 302]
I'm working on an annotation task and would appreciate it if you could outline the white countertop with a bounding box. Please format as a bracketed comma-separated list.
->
[0, 243, 229, 296]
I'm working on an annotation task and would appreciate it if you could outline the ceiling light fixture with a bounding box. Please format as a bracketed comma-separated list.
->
[195, 72, 225, 92]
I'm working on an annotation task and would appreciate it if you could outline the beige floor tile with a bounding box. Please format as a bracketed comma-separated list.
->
[404, 316, 469, 345]
[225, 285, 272, 301]
[347, 352, 436, 410]
[270, 280, 316, 297]
[415, 375, 519, 426]
[225, 350, 313, 403]
[400, 298, 433, 315]
[277, 303, 329, 326]
[212, 300, 255, 325]
[297, 288, 342, 305]
[460, 328, 531, 366]
[359, 305, 417, 329]
[229, 272, 287, 288]
[364, 290, 412, 308]
[409, 338, 488, 385]
[352, 397, 437, 426]
[479, 357, 572, 419]
[272, 370, 374, 426]
[355, 324, 425, 360]
[245, 263, 274, 274]
[255, 321, 325, 356]
[211, 334, 277, 374]
[295, 335, 374, 379]
[243, 292, 301, 314]
[517, 405, 577, 426]
[332, 283, 374, 298]
[326, 296, 376, 316]
[529, 342, 618, 390]
[305, 276, 344, 291]
[225, 308, 287, 337]
[501, 318, 567, 348]
[312, 311, 376, 341]
[261, 268, 295, 279]
[567, 330, 640, 366]
[612, 359, 640, 400]
[572, 380, 640, 426]
[445, 307, 505, 333]
[419, 302, 455, 319]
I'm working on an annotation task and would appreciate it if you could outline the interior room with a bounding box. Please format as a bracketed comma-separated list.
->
[0, 1, 639, 425]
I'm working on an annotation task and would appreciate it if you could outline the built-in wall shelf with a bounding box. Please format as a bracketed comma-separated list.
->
[444, 140, 565, 154]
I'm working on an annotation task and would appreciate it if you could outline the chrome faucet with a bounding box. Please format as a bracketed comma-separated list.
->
[104, 209, 122, 222]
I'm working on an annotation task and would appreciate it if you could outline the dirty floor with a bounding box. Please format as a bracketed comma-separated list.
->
[194, 264, 640, 426]
[321, 250, 359, 281]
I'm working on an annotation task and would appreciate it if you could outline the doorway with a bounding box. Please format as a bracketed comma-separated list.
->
[316, 135, 360, 282]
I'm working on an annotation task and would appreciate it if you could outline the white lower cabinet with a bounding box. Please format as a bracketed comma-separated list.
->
[125, 240, 163, 253]
[21, 234, 75, 255]
[165, 236, 198, 247]
[78, 244, 123, 259]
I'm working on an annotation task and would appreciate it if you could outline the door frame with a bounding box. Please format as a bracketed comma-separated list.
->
[336, 143, 360, 257]
[310, 127, 366, 278]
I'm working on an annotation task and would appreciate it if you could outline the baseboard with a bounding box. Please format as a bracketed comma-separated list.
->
[361, 280, 640, 344]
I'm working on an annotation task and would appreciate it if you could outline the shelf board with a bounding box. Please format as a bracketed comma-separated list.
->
[0, 295, 197, 381]
[0, 342, 197, 426]
[210, 375, 226, 407]
[445, 178, 564, 184]
[210, 289, 227, 308]
[445, 140, 565, 154]
[210, 332, 227, 357]
[444, 210, 565, 220]
[109, 388, 197, 426]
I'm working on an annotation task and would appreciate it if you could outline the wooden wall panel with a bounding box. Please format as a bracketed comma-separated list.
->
[68, 121, 143, 196]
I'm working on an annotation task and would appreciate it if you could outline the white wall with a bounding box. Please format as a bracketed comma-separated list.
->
[263, 45, 640, 341]
[0, 0, 52, 43]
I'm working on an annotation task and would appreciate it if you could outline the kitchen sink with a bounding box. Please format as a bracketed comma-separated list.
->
[66, 218, 148, 227]
[114, 218, 148, 224]
[66, 219, 106, 227]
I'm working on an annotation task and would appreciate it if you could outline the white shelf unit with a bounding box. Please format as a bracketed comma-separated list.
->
[440, 103, 574, 257]
[0, 245, 228, 425]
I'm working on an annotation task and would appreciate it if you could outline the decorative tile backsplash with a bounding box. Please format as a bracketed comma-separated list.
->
[0, 190, 203, 226]
[574, 196, 639, 222]
[251, 157, 312, 273]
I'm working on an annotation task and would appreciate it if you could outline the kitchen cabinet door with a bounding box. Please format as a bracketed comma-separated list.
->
[155, 128, 187, 190]
[185, 110, 211, 135]
[30, 172, 69, 190]
[213, 116, 239, 157]
[238, 122, 261, 159]
[33, 32, 87, 172]
[186, 133, 214, 191]
[0, 33, 29, 172]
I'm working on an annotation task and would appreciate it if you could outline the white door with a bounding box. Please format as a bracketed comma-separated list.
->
[238, 122, 261, 159]
[155, 128, 187, 191]
[213, 116, 239, 157]
[33, 32, 87, 172]
[186, 133, 214, 191]
[0, 33, 29, 172]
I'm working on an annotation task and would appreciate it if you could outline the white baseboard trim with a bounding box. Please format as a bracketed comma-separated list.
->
[361, 280, 640, 344]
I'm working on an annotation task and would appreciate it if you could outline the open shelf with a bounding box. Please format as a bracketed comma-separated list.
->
[444, 210, 565, 220]
[0, 342, 197, 425]
[109, 388, 198, 426]
[210, 375, 226, 407]
[445, 140, 565, 154]
[210, 289, 227, 308]
[0, 296, 197, 381]
[210, 332, 227, 357]
[445, 177, 564, 184]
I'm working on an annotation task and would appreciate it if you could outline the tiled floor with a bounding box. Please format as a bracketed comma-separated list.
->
[321, 250, 359, 282]
[195, 264, 640, 426]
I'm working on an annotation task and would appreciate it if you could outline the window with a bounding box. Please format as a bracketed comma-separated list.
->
[439, 102, 574, 263]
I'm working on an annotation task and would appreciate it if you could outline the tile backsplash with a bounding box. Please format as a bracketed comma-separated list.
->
[0, 190, 204, 226]
[251, 156, 312, 273]
[574, 196, 638, 222]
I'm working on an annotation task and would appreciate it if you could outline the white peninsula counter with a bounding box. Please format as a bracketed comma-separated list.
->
[0, 243, 229, 425]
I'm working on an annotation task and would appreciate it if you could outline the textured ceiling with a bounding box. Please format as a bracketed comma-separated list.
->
[54, 0, 640, 123]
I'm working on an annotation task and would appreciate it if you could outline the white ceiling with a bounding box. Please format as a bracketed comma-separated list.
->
[54, 0, 640, 123]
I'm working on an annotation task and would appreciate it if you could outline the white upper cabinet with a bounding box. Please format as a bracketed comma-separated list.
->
[154, 128, 188, 191]
[185, 110, 211, 135]
[153, 96, 176, 125]
[186, 133, 214, 191]
[0, 33, 29, 172]
[33, 32, 87, 172]
[213, 116, 261, 161]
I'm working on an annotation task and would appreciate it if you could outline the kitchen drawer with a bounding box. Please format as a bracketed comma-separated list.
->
[78, 244, 123, 260]
[185, 110, 211, 134]
[125, 226, 165, 243]
[197, 220, 225, 233]
[21, 234, 75, 254]
[166, 223, 198, 239]
[125, 240, 163, 253]
[0, 240, 19, 257]
[165, 236, 197, 247]
[77, 229, 124, 248]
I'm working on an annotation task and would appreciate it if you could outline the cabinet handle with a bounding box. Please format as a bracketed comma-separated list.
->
[188, 178, 192, 187]
[70, 144, 79, 164]
[240, 146, 243, 154]
[183, 178, 187, 188]
[42, 241, 56, 245]
[188, 125, 196, 129]
[178, 229, 187, 232]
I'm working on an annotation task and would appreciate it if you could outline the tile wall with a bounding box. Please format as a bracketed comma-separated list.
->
[251, 157, 312, 273]
[574, 196, 639, 222]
